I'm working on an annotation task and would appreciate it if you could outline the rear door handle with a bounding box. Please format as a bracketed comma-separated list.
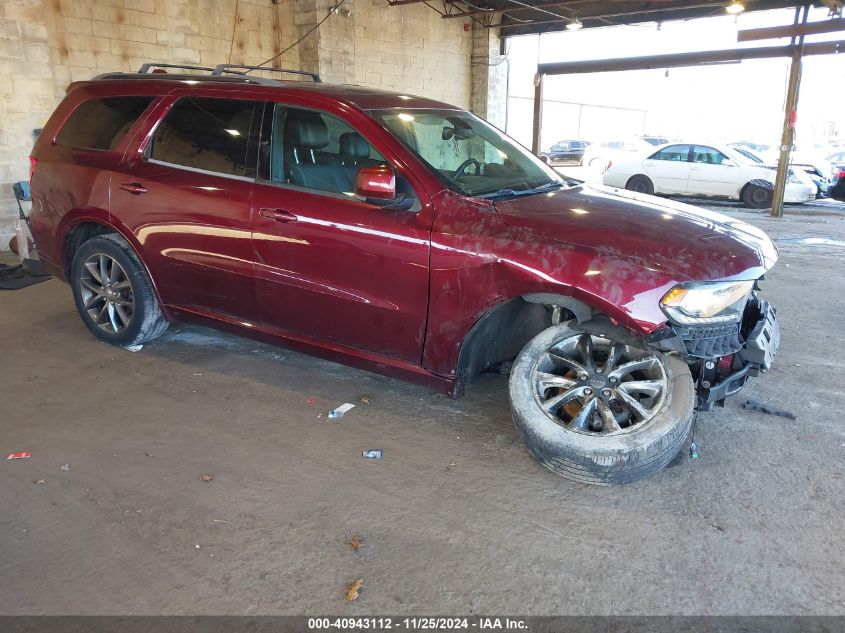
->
[119, 182, 147, 194]
[259, 208, 298, 223]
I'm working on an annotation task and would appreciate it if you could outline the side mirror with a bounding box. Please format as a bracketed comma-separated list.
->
[355, 165, 396, 200]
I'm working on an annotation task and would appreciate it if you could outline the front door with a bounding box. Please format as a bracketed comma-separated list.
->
[115, 92, 262, 319]
[642, 144, 691, 194]
[687, 145, 739, 197]
[250, 102, 431, 363]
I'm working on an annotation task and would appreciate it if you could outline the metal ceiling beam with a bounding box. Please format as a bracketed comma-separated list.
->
[537, 39, 844, 74]
[496, 1, 728, 29]
[441, 0, 587, 19]
[737, 16, 845, 40]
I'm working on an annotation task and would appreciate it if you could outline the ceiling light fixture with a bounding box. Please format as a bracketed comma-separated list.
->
[566, 19, 583, 31]
[726, 1, 745, 15]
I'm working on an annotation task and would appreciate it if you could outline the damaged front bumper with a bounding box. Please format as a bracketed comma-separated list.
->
[649, 296, 780, 408]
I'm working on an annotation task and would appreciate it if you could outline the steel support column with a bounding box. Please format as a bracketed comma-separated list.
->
[771, 5, 810, 218]
[531, 72, 543, 155]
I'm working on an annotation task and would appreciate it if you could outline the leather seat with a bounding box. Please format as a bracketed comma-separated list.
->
[339, 132, 381, 183]
[283, 110, 352, 193]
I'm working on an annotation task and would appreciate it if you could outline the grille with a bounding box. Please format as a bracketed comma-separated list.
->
[674, 321, 743, 358]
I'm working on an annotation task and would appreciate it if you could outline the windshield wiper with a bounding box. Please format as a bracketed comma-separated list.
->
[479, 180, 565, 200]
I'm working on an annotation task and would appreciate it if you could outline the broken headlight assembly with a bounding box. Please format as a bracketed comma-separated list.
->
[660, 280, 754, 325]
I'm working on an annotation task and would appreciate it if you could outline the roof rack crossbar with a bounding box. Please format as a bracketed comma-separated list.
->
[212, 64, 322, 83]
[138, 63, 217, 74]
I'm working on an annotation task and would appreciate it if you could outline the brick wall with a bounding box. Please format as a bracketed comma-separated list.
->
[0, 0, 480, 250]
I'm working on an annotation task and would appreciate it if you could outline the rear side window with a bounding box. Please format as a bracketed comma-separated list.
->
[149, 97, 259, 178]
[650, 144, 691, 162]
[56, 96, 154, 150]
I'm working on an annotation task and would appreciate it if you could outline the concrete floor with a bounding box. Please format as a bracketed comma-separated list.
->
[1, 204, 844, 615]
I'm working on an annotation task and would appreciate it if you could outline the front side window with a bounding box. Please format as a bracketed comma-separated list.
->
[693, 146, 731, 165]
[650, 144, 691, 162]
[369, 108, 561, 198]
[149, 97, 259, 177]
[262, 105, 388, 196]
[56, 96, 154, 150]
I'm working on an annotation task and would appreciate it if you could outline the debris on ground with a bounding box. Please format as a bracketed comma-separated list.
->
[307, 397, 318, 405]
[6, 451, 31, 460]
[348, 534, 362, 551]
[33, 479, 47, 485]
[194, 544, 201, 549]
[344, 578, 364, 602]
[60, 464, 69, 471]
[144, 452, 154, 458]
[199, 474, 214, 482]
[362, 450, 383, 460]
[359, 396, 371, 405]
[123, 344, 143, 352]
[328, 403, 356, 419]
[743, 399, 797, 420]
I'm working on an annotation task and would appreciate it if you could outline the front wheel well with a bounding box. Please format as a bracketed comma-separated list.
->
[453, 295, 597, 396]
[63, 222, 115, 277]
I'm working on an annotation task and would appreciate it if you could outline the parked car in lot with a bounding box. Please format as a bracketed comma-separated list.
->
[539, 140, 589, 164]
[640, 135, 670, 146]
[581, 138, 653, 172]
[603, 142, 815, 208]
[829, 163, 845, 201]
[729, 145, 829, 199]
[29, 63, 781, 485]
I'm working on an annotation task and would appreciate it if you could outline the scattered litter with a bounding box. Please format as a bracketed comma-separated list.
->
[711, 523, 726, 532]
[743, 399, 797, 420]
[348, 534, 362, 551]
[200, 474, 214, 482]
[362, 449, 383, 460]
[33, 479, 47, 485]
[344, 578, 364, 602]
[60, 464, 70, 471]
[6, 451, 30, 460]
[307, 397, 318, 405]
[328, 402, 356, 419]
[359, 396, 371, 405]
[212, 519, 228, 523]
[194, 544, 201, 549]
[144, 452, 154, 458]
[124, 344, 143, 352]
[193, 373, 203, 376]
[316, 413, 323, 419]
[689, 441, 699, 460]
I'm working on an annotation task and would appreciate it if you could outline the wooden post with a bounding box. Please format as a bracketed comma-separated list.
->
[531, 72, 543, 155]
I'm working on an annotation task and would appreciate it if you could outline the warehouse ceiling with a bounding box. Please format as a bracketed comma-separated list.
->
[389, 0, 842, 37]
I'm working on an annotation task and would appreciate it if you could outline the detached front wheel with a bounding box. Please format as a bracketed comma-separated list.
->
[509, 323, 694, 485]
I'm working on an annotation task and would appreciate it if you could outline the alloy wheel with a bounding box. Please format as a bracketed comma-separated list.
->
[531, 333, 668, 435]
[78, 253, 134, 334]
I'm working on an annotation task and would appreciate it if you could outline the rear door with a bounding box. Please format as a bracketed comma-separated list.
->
[642, 144, 691, 193]
[249, 101, 432, 363]
[114, 91, 262, 318]
[687, 145, 740, 196]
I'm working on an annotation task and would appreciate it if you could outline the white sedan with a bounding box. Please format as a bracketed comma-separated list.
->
[602, 142, 816, 208]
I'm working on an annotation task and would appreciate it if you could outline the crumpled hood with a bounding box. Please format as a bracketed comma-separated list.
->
[493, 183, 778, 281]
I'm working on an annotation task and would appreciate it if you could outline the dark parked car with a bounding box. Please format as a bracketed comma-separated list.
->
[539, 140, 589, 164]
[28, 63, 780, 485]
[829, 164, 845, 201]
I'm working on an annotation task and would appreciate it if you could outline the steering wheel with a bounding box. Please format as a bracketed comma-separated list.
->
[453, 158, 481, 179]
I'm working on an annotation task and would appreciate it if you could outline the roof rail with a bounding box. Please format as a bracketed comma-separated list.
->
[138, 63, 217, 74]
[212, 64, 322, 83]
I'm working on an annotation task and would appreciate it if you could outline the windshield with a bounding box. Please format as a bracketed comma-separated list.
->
[368, 108, 563, 198]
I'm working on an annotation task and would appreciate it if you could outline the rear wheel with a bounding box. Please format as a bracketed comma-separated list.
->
[509, 323, 694, 485]
[626, 174, 655, 195]
[70, 234, 168, 347]
[741, 183, 773, 209]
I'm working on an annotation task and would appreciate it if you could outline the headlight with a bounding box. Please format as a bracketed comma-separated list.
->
[660, 281, 754, 325]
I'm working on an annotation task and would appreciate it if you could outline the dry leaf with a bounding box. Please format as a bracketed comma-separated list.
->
[359, 396, 371, 405]
[348, 534, 362, 551]
[200, 474, 214, 482]
[344, 578, 364, 602]
[33, 479, 47, 485]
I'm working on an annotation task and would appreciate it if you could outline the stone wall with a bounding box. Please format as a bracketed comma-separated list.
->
[0, 0, 492, 250]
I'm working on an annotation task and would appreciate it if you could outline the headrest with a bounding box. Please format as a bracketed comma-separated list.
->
[339, 132, 370, 159]
[284, 110, 328, 149]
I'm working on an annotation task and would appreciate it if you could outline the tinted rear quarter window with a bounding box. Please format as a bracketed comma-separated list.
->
[149, 97, 258, 178]
[56, 96, 154, 150]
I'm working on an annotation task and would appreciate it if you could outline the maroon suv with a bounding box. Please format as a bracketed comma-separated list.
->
[28, 64, 780, 484]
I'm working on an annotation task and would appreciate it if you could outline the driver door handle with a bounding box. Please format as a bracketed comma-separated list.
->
[119, 182, 147, 194]
[259, 208, 298, 223]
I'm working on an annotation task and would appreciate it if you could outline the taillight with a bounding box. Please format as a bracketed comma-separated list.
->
[603, 159, 612, 174]
[28, 156, 37, 185]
